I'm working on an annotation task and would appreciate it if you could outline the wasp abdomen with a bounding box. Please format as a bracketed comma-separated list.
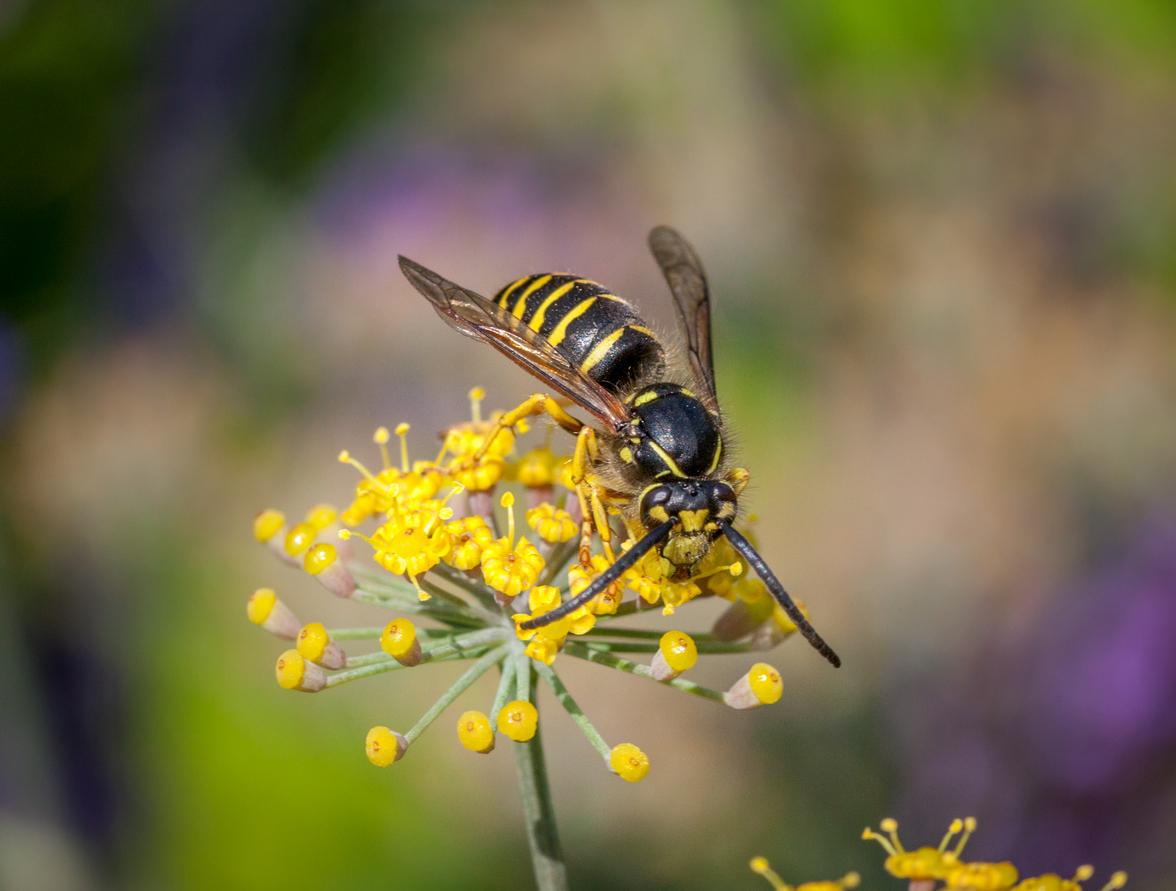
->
[495, 273, 664, 392]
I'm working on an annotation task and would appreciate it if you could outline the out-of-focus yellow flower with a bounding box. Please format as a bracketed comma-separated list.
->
[526, 502, 577, 543]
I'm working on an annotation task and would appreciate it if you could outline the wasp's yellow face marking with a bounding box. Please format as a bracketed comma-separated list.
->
[678, 508, 709, 532]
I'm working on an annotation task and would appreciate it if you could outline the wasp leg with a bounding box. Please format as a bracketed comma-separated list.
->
[475, 393, 583, 462]
[727, 466, 751, 496]
[570, 426, 617, 566]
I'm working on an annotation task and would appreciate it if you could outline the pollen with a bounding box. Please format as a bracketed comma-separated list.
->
[456, 710, 495, 753]
[497, 700, 539, 742]
[608, 743, 649, 782]
[365, 726, 407, 767]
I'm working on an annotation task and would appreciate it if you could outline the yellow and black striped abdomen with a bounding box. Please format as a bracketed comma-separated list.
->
[495, 273, 664, 392]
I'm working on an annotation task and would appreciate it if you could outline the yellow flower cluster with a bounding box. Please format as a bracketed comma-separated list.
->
[856, 818, 1128, 891]
[752, 818, 1128, 890]
[247, 386, 821, 782]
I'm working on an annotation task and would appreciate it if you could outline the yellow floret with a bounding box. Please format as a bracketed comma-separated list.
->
[302, 542, 337, 576]
[659, 631, 698, 673]
[246, 587, 277, 624]
[747, 662, 784, 705]
[608, 743, 649, 782]
[497, 700, 539, 742]
[379, 618, 417, 659]
[456, 710, 495, 753]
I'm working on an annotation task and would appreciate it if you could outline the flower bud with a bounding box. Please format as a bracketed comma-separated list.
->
[296, 622, 347, 670]
[304, 503, 337, 531]
[246, 588, 301, 639]
[283, 521, 317, 559]
[724, 662, 783, 709]
[275, 649, 327, 692]
[711, 597, 771, 641]
[302, 543, 356, 598]
[254, 508, 297, 564]
[365, 726, 408, 766]
[609, 743, 649, 782]
[497, 700, 539, 742]
[456, 710, 495, 753]
[651, 630, 698, 681]
[379, 618, 422, 666]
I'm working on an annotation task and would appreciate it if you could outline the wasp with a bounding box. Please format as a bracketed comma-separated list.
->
[399, 227, 840, 667]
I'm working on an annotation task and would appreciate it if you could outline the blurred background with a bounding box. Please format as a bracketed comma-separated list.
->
[2, 1, 1175, 888]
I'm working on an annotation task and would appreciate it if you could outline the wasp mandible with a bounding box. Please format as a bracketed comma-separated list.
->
[399, 227, 840, 667]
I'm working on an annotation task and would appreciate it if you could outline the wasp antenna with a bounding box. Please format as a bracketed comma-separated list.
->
[721, 524, 841, 668]
[518, 521, 674, 630]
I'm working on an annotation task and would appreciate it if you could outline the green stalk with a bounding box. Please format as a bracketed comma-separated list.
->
[514, 659, 568, 891]
[533, 661, 611, 760]
[489, 657, 517, 726]
[403, 645, 508, 744]
[563, 641, 725, 703]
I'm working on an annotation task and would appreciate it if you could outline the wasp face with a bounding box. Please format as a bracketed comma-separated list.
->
[639, 479, 737, 569]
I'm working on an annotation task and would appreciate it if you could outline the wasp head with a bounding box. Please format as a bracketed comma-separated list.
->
[638, 479, 737, 568]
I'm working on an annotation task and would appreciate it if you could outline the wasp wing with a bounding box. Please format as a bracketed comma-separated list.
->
[648, 225, 717, 407]
[398, 256, 631, 433]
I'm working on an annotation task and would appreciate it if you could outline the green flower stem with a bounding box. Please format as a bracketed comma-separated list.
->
[429, 563, 502, 613]
[335, 628, 508, 676]
[571, 640, 755, 655]
[582, 626, 667, 639]
[415, 574, 484, 613]
[596, 598, 658, 620]
[515, 646, 532, 702]
[489, 656, 517, 726]
[326, 646, 491, 687]
[514, 672, 569, 891]
[352, 587, 482, 627]
[327, 626, 386, 640]
[403, 645, 509, 745]
[563, 641, 726, 704]
[533, 661, 611, 760]
[582, 628, 729, 643]
[326, 626, 455, 640]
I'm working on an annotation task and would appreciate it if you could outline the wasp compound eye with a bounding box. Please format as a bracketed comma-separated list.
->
[639, 484, 675, 526]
